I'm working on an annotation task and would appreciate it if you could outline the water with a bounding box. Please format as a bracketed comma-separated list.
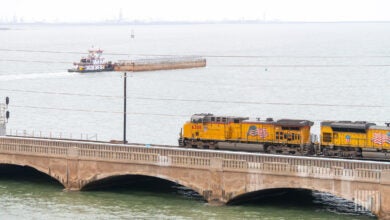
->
[0, 23, 389, 219]
[0, 166, 375, 219]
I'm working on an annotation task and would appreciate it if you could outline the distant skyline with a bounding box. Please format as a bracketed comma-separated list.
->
[1, 0, 390, 23]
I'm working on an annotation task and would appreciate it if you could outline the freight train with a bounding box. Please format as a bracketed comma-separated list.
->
[178, 113, 390, 160]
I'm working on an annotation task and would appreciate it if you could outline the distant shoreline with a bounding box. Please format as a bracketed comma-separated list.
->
[1, 20, 390, 26]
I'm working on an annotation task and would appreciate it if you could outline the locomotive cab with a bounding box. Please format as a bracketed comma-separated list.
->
[179, 113, 249, 148]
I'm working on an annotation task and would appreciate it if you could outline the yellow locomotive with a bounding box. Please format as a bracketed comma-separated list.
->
[321, 121, 390, 158]
[179, 113, 390, 159]
[179, 113, 315, 155]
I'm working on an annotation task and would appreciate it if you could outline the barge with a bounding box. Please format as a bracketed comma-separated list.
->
[113, 56, 206, 72]
[69, 50, 206, 73]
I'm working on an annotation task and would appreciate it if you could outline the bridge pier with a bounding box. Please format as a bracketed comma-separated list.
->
[202, 158, 230, 205]
[62, 147, 81, 191]
[206, 198, 226, 206]
[379, 212, 390, 220]
[63, 180, 82, 191]
[378, 181, 390, 220]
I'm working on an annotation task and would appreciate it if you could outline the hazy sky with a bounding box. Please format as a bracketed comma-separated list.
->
[1, 0, 390, 22]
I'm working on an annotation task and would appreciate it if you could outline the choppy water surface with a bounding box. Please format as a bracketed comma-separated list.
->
[0, 23, 389, 219]
[0, 166, 375, 219]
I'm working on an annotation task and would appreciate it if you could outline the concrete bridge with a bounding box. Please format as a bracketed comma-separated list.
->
[1, 136, 390, 219]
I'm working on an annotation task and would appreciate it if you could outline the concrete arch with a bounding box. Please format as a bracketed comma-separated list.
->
[78, 171, 206, 201]
[230, 186, 352, 204]
[227, 183, 379, 217]
[0, 162, 65, 188]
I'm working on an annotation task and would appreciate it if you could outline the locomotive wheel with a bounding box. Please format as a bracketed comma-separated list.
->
[266, 145, 277, 154]
[209, 142, 217, 150]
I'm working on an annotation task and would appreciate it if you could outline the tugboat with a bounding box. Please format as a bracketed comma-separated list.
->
[68, 48, 114, 73]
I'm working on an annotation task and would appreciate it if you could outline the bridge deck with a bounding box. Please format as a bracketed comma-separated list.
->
[1, 136, 389, 183]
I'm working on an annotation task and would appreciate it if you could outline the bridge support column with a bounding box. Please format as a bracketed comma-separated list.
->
[379, 212, 390, 220]
[64, 147, 82, 191]
[202, 157, 227, 205]
[379, 175, 390, 220]
[379, 194, 390, 220]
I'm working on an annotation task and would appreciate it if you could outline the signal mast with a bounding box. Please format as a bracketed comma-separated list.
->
[0, 97, 10, 136]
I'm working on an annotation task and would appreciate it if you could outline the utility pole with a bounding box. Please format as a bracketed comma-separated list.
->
[124, 29, 134, 143]
[124, 29, 135, 143]
[123, 72, 127, 144]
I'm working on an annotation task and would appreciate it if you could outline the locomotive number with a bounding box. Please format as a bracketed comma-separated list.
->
[192, 125, 202, 129]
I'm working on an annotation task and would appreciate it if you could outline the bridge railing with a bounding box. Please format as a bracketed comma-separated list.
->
[170, 155, 211, 168]
[223, 159, 381, 183]
[1, 136, 389, 171]
[7, 129, 98, 141]
[0, 143, 67, 157]
[0, 136, 387, 183]
[78, 148, 160, 163]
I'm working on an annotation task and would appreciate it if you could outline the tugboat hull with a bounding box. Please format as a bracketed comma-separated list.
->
[67, 67, 114, 73]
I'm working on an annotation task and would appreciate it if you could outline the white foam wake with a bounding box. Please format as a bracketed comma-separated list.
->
[0, 72, 76, 81]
